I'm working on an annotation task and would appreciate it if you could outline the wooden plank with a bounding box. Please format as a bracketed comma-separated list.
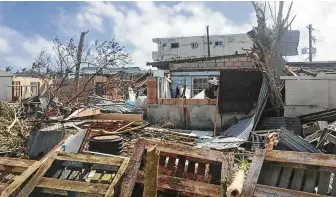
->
[17, 153, 57, 197]
[68, 170, 80, 180]
[143, 146, 159, 197]
[144, 140, 224, 162]
[86, 170, 96, 183]
[241, 149, 266, 197]
[254, 184, 322, 197]
[92, 113, 143, 122]
[279, 167, 293, 189]
[1, 135, 69, 197]
[0, 183, 8, 193]
[36, 177, 109, 195]
[0, 158, 35, 169]
[303, 170, 318, 193]
[119, 141, 146, 197]
[291, 168, 305, 190]
[0, 166, 29, 174]
[268, 166, 282, 187]
[221, 153, 234, 186]
[137, 172, 222, 197]
[59, 169, 72, 180]
[331, 173, 336, 196]
[257, 162, 272, 185]
[266, 150, 336, 168]
[57, 152, 124, 166]
[317, 171, 330, 195]
[100, 173, 113, 184]
[104, 158, 130, 197]
[91, 172, 102, 183]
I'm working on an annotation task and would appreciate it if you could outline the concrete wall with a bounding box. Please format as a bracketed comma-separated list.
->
[0, 76, 13, 101]
[0, 69, 13, 101]
[152, 34, 252, 61]
[152, 30, 300, 61]
[282, 76, 336, 116]
[147, 104, 244, 131]
[14, 77, 45, 98]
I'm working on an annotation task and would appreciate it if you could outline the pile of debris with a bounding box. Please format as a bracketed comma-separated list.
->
[0, 101, 30, 157]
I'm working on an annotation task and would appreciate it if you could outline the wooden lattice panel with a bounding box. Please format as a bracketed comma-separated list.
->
[241, 149, 336, 197]
[120, 139, 234, 197]
[17, 152, 129, 197]
[0, 157, 36, 196]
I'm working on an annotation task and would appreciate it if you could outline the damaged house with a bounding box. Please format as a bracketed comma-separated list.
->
[146, 30, 300, 148]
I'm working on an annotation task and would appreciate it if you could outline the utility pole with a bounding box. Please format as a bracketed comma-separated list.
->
[74, 30, 89, 95]
[206, 25, 210, 58]
[308, 24, 313, 62]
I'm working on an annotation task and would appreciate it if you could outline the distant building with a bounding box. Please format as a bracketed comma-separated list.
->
[152, 30, 300, 61]
[13, 69, 46, 101]
[0, 69, 13, 101]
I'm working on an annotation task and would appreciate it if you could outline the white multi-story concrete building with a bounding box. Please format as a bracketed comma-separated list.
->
[152, 31, 300, 61]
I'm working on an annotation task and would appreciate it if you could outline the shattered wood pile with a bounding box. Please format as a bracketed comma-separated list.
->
[17, 151, 129, 197]
[242, 149, 336, 197]
[0, 157, 35, 195]
[120, 139, 234, 197]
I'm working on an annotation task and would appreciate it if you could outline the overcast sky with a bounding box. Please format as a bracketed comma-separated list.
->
[0, 1, 334, 71]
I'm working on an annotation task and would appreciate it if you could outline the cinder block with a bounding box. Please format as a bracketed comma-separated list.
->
[238, 56, 248, 61]
[229, 57, 239, 62]
[186, 99, 198, 105]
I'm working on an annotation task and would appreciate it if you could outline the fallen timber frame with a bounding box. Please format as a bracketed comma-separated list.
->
[0, 157, 35, 195]
[241, 149, 336, 197]
[120, 139, 234, 197]
[0, 135, 69, 197]
[17, 151, 129, 197]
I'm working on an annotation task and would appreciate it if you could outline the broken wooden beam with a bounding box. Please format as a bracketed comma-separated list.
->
[143, 146, 159, 197]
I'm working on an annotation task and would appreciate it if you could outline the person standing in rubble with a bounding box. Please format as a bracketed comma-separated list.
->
[205, 77, 219, 99]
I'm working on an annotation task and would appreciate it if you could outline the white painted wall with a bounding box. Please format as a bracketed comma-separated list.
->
[152, 30, 300, 61]
[0, 70, 13, 101]
[152, 34, 252, 61]
[281, 76, 336, 116]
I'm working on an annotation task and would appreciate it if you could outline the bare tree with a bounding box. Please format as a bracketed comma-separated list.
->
[32, 31, 132, 112]
[247, 1, 296, 115]
[5, 66, 12, 72]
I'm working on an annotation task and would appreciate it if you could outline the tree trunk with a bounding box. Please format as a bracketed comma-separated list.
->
[74, 31, 89, 97]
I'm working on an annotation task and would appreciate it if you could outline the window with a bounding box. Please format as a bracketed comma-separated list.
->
[191, 42, 199, 49]
[95, 82, 105, 96]
[30, 82, 39, 97]
[171, 43, 179, 48]
[192, 77, 209, 96]
[215, 41, 224, 46]
[12, 81, 20, 101]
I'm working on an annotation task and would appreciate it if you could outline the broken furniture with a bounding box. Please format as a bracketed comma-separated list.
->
[120, 139, 234, 197]
[18, 151, 129, 197]
[241, 149, 336, 196]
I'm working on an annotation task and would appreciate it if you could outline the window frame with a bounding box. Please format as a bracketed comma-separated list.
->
[192, 77, 210, 97]
[215, 41, 224, 46]
[171, 42, 179, 49]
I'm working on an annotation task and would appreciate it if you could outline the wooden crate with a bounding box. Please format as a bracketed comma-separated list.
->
[17, 151, 129, 197]
[120, 139, 234, 197]
[241, 149, 336, 197]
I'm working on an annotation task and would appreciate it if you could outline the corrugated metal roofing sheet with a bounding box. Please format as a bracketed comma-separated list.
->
[276, 127, 320, 153]
[299, 108, 336, 124]
[198, 74, 269, 150]
[257, 117, 302, 135]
